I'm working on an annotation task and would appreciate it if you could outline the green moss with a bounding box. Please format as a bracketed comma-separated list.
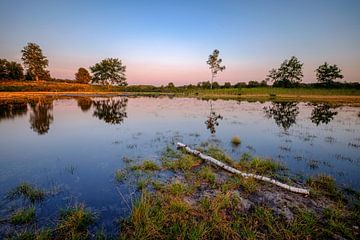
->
[10, 207, 36, 225]
[8, 182, 45, 203]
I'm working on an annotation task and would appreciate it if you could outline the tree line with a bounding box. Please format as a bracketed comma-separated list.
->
[0, 43, 355, 88]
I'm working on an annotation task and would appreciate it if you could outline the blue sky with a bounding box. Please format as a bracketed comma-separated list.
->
[0, 0, 359, 85]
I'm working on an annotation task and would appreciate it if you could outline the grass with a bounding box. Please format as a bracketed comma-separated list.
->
[56, 204, 96, 240]
[198, 165, 216, 184]
[115, 169, 127, 182]
[8, 182, 45, 203]
[162, 154, 200, 172]
[2, 82, 360, 106]
[130, 160, 161, 172]
[206, 146, 235, 166]
[231, 136, 241, 146]
[238, 155, 285, 176]
[10, 207, 36, 225]
[307, 174, 343, 200]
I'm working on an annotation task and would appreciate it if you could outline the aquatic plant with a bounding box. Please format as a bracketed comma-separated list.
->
[8, 182, 45, 203]
[56, 204, 96, 240]
[115, 169, 127, 182]
[10, 207, 36, 225]
[231, 136, 241, 146]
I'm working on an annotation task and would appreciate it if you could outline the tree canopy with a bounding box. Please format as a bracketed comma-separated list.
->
[315, 62, 343, 85]
[267, 56, 303, 87]
[75, 67, 91, 84]
[206, 49, 225, 88]
[21, 43, 49, 81]
[0, 59, 24, 80]
[90, 58, 127, 86]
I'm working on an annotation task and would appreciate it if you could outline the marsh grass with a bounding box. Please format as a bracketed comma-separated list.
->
[162, 154, 200, 172]
[10, 206, 36, 225]
[8, 182, 45, 203]
[238, 155, 285, 176]
[115, 169, 127, 182]
[130, 160, 160, 172]
[307, 175, 343, 200]
[56, 204, 96, 240]
[206, 146, 235, 166]
[198, 165, 216, 184]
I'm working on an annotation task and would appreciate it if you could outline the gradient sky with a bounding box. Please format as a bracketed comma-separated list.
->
[0, 0, 359, 85]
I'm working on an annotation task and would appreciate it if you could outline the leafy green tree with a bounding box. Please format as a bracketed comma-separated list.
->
[90, 58, 127, 86]
[7, 61, 24, 80]
[167, 82, 175, 88]
[0, 59, 24, 80]
[206, 49, 225, 89]
[267, 56, 303, 87]
[0, 59, 8, 80]
[21, 43, 49, 81]
[75, 67, 91, 84]
[223, 82, 231, 88]
[315, 62, 343, 85]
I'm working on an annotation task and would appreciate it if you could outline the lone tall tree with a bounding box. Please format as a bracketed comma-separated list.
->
[315, 62, 343, 85]
[75, 67, 91, 84]
[90, 58, 127, 86]
[21, 43, 49, 81]
[206, 49, 225, 89]
[267, 56, 303, 87]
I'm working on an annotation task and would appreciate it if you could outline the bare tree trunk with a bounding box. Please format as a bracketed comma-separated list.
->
[35, 75, 39, 82]
[176, 142, 310, 195]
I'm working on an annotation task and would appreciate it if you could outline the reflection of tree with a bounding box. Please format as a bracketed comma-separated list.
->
[205, 101, 223, 134]
[0, 100, 28, 122]
[311, 104, 337, 125]
[77, 97, 92, 112]
[93, 98, 128, 124]
[264, 102, 299, 130]
[29, 98, 54, 135]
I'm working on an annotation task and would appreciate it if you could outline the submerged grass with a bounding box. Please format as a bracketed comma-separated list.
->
[10, 206, 36, 225]
[8, 182, 45, 203]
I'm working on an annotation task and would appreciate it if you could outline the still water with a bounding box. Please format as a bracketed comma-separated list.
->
[0, 95, 359, 231]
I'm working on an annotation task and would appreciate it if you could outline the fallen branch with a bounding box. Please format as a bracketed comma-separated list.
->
[176, 142, 309, 195]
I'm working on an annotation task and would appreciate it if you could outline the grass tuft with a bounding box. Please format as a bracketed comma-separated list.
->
[10, 207, 36, 225]
[56, 204, 96, 240]
[231, 136, 241, 146]
[307, 175, 343, 200]
[8, 182, 45, 203]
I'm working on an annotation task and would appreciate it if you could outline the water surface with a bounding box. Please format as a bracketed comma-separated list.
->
[0, 96, 359, 231]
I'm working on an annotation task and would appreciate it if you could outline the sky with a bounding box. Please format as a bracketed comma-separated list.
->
[0, 0, 359, 85]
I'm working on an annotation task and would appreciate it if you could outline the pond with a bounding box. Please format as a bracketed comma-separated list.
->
[0, 95, 359, 233]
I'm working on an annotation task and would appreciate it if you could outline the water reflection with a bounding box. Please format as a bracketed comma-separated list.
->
[0, 100, 28, 122]
[29, 98, 54, 135]
[77, 97, 93, 112]
[205, 101, 223, 134]
[311, 104, 338, 125]
[93, 98, 128, 124]
[264, 102, 299, 130]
